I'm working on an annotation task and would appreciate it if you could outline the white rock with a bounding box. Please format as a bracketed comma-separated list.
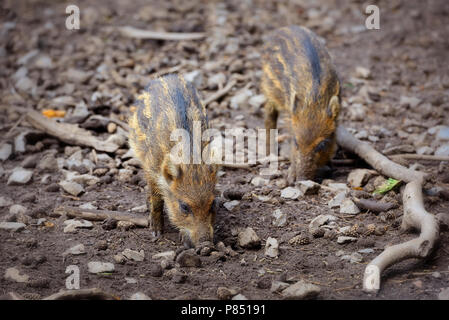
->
[152, 251, 175, 261]
[355, 66, 371, 79]
[232, 294, 248, 300]
[265, 237, 279, 258]
[280, 187, 303, 200]
[131, 205, 147, 213]
[251, 176, 269, 187]
[337, 236, 357, 244]
[79, 203, 97, 210]
[238, 227, 261, 249]
[63, 244, 86, 257]
[340, 252, 363, 263]
[339, 199, 360, 215]
[223, 200, 240, 211]
[125, 277, 138, 284]
[4, 267, 29, 283]
[435, 126, 449, 141]
[184, 70, 203, 88]
[327, 183, 349, 192]
[416, 146, 433, 155]
[309, 214, 338, 234]
[230, 89, 252, 110]
[0, 144, 12, 161]
[130, 292, 151, 300]
[328, 191, 347, 209]
[438, 288, 449, 300]
[59, 181, 84, 196]
[122, 249, 145, 262]
[9, 204, 27, 215]
[34, 54, 53, 69]
[87, 261, 115, 274]
[270, 281, 290, 293]
[358, 248, 375, 254]
[0, 196, 13, 207]
[248, 94, 266, 109]
[14, 132, 27, 153]
[400, 96, 422, 109]
[348, 103, 366, 121]
[347, 169, 374, 188]
[272, 209, 287, 227]
[63, 219, 93, 233]
[207, 73, 226, 89]
[281, 280, 321, 299]
[7, 168, 33, 185]
[297, 180, 320, 195]
[0, 222, 26, 232]
[435, 144, 449, 156]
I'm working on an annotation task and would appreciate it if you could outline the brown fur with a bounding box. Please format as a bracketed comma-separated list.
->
[128, 74, 218, 247]
[261, 25, 341, 181]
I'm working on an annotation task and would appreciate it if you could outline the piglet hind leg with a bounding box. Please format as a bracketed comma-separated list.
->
[146, 189, 164, 238]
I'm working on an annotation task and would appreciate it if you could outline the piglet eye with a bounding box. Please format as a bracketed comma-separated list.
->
[179, 201, 191, 215]
[315, 139, 329, 152]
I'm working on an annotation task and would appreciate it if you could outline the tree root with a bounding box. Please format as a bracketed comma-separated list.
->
[336, 126, 439, 294]
[53, 206, 149, 227]
[43, 288, 119, 300]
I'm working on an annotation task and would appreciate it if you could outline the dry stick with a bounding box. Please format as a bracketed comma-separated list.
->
[43, 288, 119, 300]
[362, 181, 439, 293]
[352, 197, 397, 213]
[336, 126, 427, 183]
[25, 109, 119, 153]
[336, 126, 438, 293]
[118, 26, 206, 41]
[203, 79, 237, 107]
[54, 206, 148, 227]
[390, 154, 449, 162]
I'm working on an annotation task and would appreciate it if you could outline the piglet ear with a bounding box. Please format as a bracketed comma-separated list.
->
[162, 154, 181, 183]
[327, 95, 340, 120]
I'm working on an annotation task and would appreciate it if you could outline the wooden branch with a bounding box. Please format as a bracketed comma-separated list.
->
[25, 110, 119, 153]
[203, 79, 237, 107]
[54, 206, 148, 227]
[353, 197, 398, 213]
[390, 154, 449, 162]
[336, 126, 427, 183]
[119, 26, 206, 41]
[363, 181, 439, 293]
[43, 288, 119, 300]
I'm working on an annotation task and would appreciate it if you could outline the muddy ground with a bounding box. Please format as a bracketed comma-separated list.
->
[0, 0, 448, 300]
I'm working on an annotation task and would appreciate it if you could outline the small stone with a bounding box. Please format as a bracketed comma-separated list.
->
[59, 181, 84, 196]
[248, 94, 266, 109]
[184, 70, 203, 88]
[272, 209, 287, 227]
[348, 103, 366, 121]
[281, 280, 320, 300]
[251, 176, 269, 187]
[95, 240, 108, 251]
[297, 180, 320, 195]
[400, 96, 422, 109]
[309, 214, 338, 234]
[62, 244, 86, 257]
[347, 169, 375, 188]
[435, 144, 449, 157]
[9, 204, 27, 215]
[270, 281, 290, 293]
[232, 294, 248, 300]
[207, 73, 226, 89]
[358, 248, 375, 254]
[223, 200, 240, 211]
[87, 261, 114, 274]
[125, 277, 138, 284]
[37, 152, 58, 172]
[4, 267, 29, 283]
[438, 288, 449, 300]
[45, 183, 60, 192]
[217, 287, 238, 300]
[238, 227, 261, 249]
[7, 168, 33, 185]
[130, 292, 151, 300]
[327, 183, 349, 192]
[107, 122, 117, 134]
[264, 237, 279, 258]
[230, 88, 252, 110]
[432, 272, 441, 278]
[176, 250, 202, 268]
[113, 254, 126, 264]
[0, 222, 26, 232]
[65, 68, 93, 84]
[0, 144, 12, 161]
[149, 265, 163, 277]
[435, 126, 449, 141]
[0, 196, 13, 207]
[280, 187, 303, 200]
[339, 199, 360, 215]
[328, 191, 347, 209]
[122, 249, 145, 262]
[63, 219, 93, 233]
[355, 66, 371, 79]
[152, 250, 176, 261]
[337, 236, 357, 244]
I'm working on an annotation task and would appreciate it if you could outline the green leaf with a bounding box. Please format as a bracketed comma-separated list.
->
[373, 178, 401, 195]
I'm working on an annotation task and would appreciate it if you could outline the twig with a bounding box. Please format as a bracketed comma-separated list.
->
[118, 26, 206, 41]
[336, 126, 427, 183]
[363, 181, 439, 293]
[87, 115, 130, 132]
[25, 109, 119, 153]
[43, 288, 119, 300]
[203, 79, 237, 107]
[390, 154, 449, 162]
[53, 206, 148, 227]
[352, 197, 398, 213]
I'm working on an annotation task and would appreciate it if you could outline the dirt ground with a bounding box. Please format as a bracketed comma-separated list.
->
[0, 0, 448, 300]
